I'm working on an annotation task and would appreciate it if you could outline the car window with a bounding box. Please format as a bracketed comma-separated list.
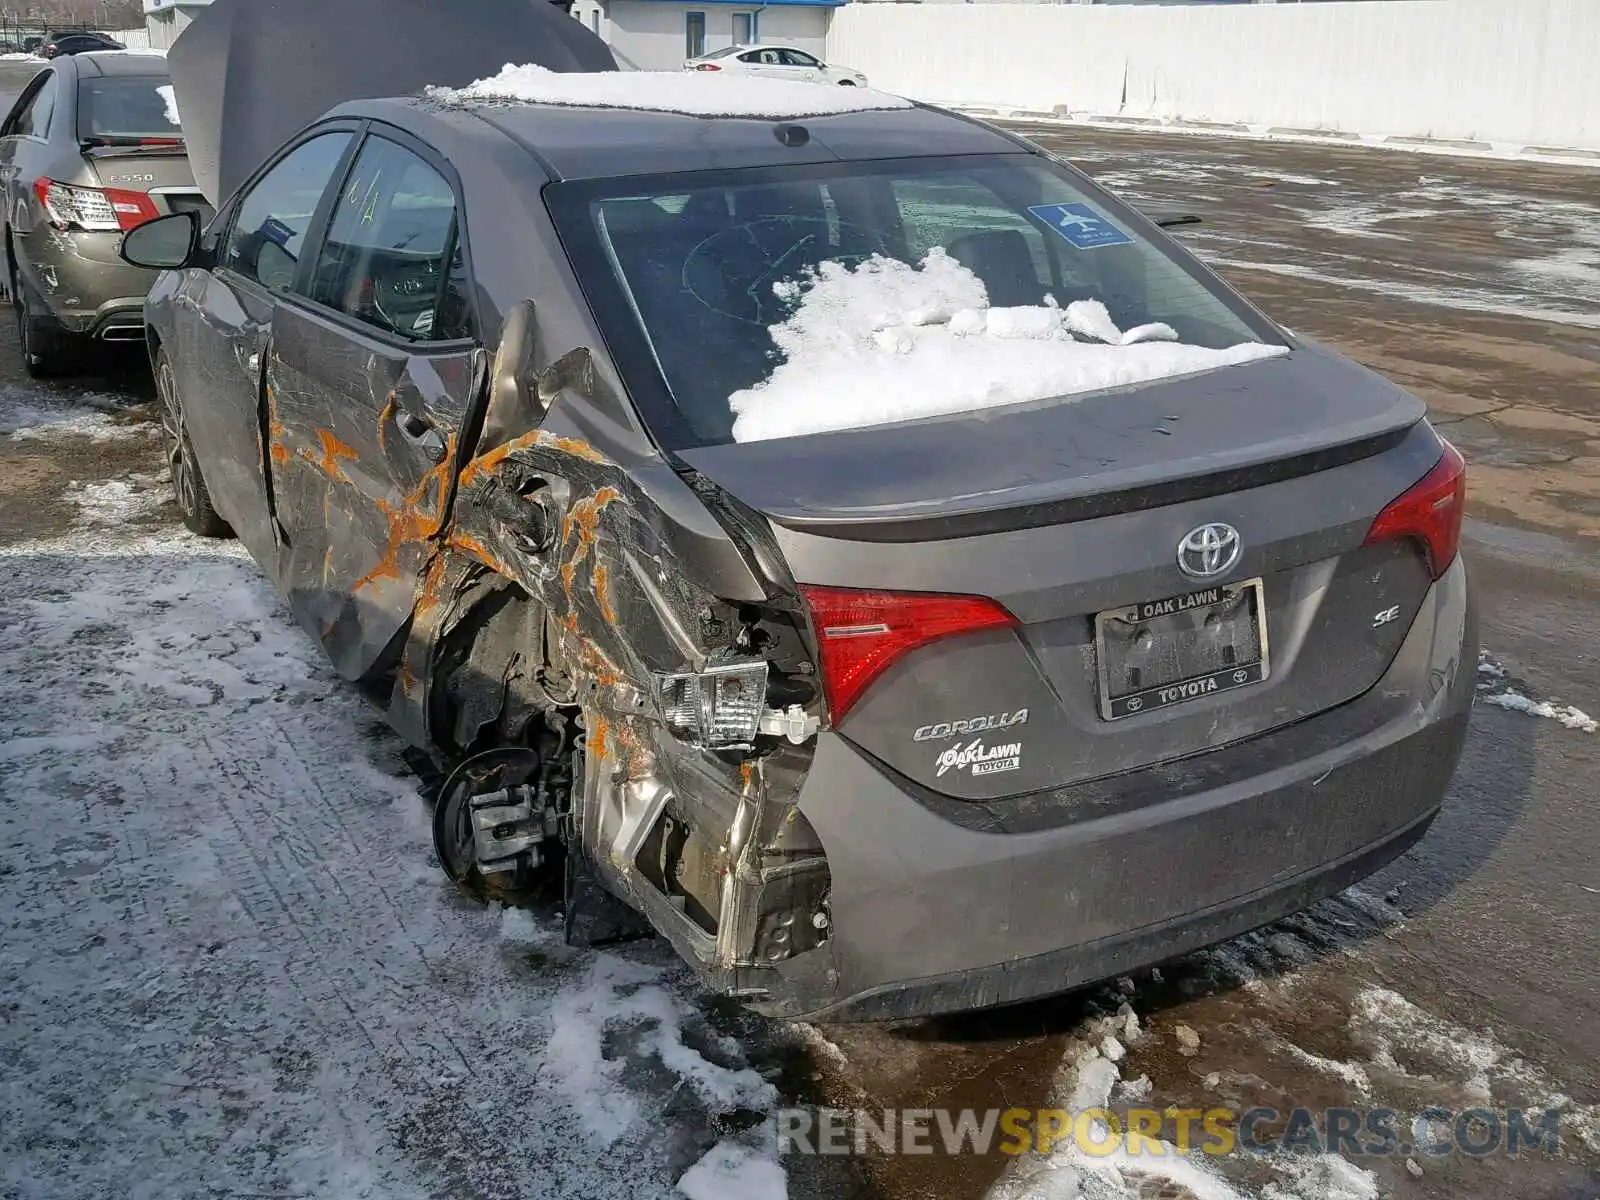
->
[758, 50, 780, 65]
[306, 136, 473, 343]
[223, 131, 353, 292]
[779, 49, 819, 67]
[77, 76, 181, 142]
[893, 176, 1055, 298]
[12, 72, 57, 138]
[553, 156, 1275, 447]
[737, 51, 761, 64]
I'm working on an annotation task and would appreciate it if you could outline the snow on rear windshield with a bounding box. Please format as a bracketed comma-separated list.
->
[728, 251, 1285, 442]
[426, 63, 909, 118]
[77, 77, 181, 140]
[563, 156, 1286, 446]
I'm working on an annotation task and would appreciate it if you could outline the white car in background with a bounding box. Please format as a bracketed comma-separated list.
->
[684, 43, 868, 86]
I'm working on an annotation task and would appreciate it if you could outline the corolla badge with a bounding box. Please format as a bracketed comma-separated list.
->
[1177, 523, 1242, 579]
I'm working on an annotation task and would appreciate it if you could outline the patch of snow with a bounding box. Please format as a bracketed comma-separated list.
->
[677, 1141, 787, 1200]
[729, 249, 1285, 442]
[988, 1014, 1382, 1200]
[0, 387, 151, 443]
[0, 522, 787, 1197]
[1476, 651, 1507, 681]
[1240, 168, 1333, 188]
[156, 83, 180, 126]
[428, 63, 910, 118]
[1260, 1155, 1378, 1200]
[0, 52, 43, 62]
[1279, 1042, 1372, 1093]
[1294, 201, 1447, 241]
[1347, 985, 1600, 1120]
[1204, 254, 1600, 332]
[69, 476, 168, 525]
[498, 903, 560, 946]
[545, 954, 777, 1144]
[1479, 688, 1597, 732]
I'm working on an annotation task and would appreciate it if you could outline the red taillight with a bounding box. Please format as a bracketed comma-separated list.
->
[1364, 441, 1467, 580]
[103, 187, 161, 231]
[798, 585, 1018, 723]
[695, 62, 721, 71]
[34, 178, 159, 232]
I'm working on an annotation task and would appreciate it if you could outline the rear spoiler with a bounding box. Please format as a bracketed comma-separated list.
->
[80, 137, 185, 158]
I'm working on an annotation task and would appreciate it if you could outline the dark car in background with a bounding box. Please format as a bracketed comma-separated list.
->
[0, 50, 208, 375]
[41, 31, 125, 58]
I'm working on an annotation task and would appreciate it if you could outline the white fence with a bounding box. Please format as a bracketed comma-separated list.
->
[108, 26, 152, 49]
[826, 0, 1600, 154]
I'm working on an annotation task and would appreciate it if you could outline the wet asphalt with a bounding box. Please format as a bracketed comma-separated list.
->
[1, 57, 1597, 1198]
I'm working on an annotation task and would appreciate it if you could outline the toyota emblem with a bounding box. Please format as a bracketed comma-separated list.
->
[1177, 523, 1242, 579]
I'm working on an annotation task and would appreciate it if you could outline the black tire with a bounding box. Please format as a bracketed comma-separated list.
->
[838, 79, 857, 86]
[10, 255, 80, 379]
[154, 349, 233, 538]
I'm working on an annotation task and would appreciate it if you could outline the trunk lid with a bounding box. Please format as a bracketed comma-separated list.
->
[83, 144, 212, 222]
[681, 344, 1445, 798]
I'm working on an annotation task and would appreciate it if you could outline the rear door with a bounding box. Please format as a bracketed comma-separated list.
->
[0, 69, 59, 284]
[740, 48, 784, 79]
[177, 126, 358, 563]
[265, 127, 481, 683]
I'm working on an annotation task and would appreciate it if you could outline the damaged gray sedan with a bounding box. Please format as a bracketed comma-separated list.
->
[126, 11, 1475, 1021]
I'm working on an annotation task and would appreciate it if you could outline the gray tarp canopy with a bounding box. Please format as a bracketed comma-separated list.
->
[169, 0, 617, 205]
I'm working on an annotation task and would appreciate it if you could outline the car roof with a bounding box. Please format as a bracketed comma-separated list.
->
[74, 51, 168, 77]
[342, 96, 1025, 182]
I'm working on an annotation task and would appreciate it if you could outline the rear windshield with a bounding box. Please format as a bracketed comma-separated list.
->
[76, 76, 181, 141]
[548, 154, 1281, 448]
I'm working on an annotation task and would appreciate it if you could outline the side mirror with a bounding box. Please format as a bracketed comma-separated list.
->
[119, 210, 201, 270]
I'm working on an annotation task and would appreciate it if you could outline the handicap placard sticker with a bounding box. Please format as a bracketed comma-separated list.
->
[1028, 202, 1135, 250]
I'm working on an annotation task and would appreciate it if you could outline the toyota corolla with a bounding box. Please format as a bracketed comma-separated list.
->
[124, 0, 1475, 1020]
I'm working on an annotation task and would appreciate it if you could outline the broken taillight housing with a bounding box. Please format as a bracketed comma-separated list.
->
[1363, 441, 1467, 580]
[656, 660, 769, 747]
[798, 586, 1019, 724]
[34, 178, 159, 233]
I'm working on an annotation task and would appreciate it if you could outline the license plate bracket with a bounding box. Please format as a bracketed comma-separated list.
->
[1094, 579, 1270, 721]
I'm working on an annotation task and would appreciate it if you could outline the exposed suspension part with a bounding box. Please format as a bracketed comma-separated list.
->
[431, 723, 575, 897]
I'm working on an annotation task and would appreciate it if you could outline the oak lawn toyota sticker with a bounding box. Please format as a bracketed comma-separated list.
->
[934, 738, 1023, 779]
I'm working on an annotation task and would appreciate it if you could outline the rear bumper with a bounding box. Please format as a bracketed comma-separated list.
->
[755, 555, 1476, 1021]
[15, 229, 159, 336]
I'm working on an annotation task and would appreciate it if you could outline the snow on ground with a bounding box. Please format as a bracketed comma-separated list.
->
[728, 249, 1285, 442]
[0, 385, 151, 444]
[0, 522, 787, 1199]
[1479, 689, 1598, 733]
[985, 1006, 1381, 1200]
[427, 64, 910, 118]
[67, 475, 169, 525]
[1475, 650, 1597, 732]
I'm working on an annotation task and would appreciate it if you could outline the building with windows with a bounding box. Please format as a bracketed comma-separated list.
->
[569, 0, 846, 72]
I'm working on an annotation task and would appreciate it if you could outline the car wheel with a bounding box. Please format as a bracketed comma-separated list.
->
[155, 349, 233, 538]
[10, 258, 78, 379]
[838, 79, 857, 86]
